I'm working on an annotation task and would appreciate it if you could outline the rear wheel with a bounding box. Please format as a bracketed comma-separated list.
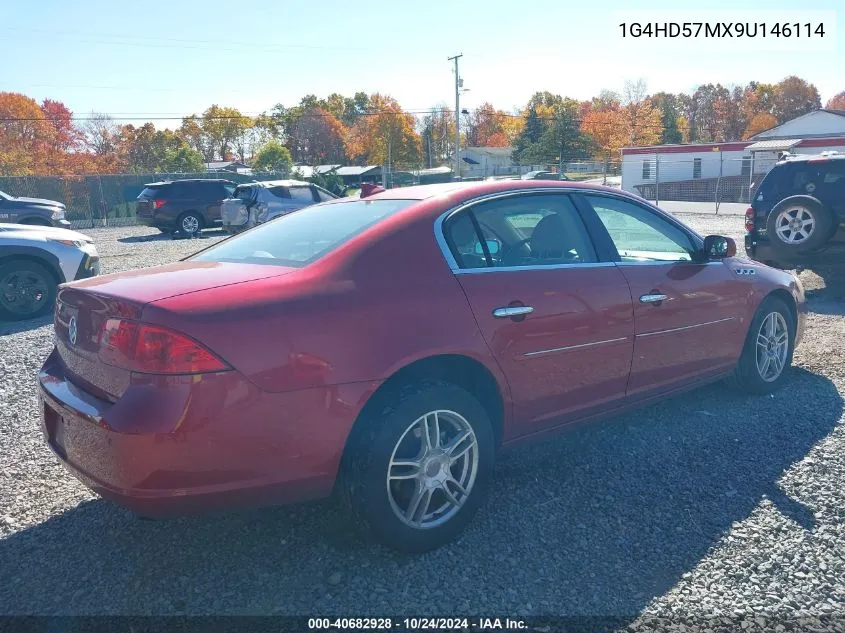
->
[728, 296, 795, 395]
[339, 381, 495, 553]
[0, 260, 57, 321]
[177, 212, 203, 237]
[766, 197, 832, 252]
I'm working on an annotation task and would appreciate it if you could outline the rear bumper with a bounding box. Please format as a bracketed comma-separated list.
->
[38, 349, 371, 518]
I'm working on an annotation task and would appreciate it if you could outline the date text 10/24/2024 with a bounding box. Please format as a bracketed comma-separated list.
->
[308, 618, 528, 630]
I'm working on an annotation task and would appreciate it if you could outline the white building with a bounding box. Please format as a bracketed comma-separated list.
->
[620, 109, 845, 201]
[458, 147, 516, 178]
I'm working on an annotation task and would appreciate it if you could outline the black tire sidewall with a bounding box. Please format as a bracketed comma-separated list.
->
[0, 260, 57, 321]
[344, 383, 495, 553]
[766, 197, 832, 252]
[736, 297, 795, 394]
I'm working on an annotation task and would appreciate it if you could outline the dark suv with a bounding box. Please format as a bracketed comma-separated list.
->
[136, 179, 236, 236]
[745, 153, 845, 269]
[0, 190, 70, 228]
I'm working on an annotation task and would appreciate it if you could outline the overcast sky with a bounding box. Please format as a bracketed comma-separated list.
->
[2, 0, 842, 125]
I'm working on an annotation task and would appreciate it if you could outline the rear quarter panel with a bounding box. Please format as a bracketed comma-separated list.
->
[143, 212, 510, 401]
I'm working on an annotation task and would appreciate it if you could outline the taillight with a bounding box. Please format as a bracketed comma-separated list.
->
[745, 207, 755, 233]
[98, 319, 229, 375]
[152, 199, 166, 209]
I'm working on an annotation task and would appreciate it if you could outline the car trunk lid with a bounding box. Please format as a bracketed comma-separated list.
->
[54, 261, 295, 399]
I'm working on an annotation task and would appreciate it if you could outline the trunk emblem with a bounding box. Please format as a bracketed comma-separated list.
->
[68, 316, 78, 346]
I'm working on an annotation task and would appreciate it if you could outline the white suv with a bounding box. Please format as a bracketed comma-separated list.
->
[0, 224, 99, 321]
[221, 180, 337, 233]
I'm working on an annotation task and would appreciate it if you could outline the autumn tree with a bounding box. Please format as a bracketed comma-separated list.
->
[196, 105, 253, 161]
[0, 92, 53, 175]
[345, 94, 421, 167]
[419, 105, 455, 167]
[83, 112, 121, 159]
[163, 146, 204, 172]
[294, 108, 347, 164]
[623, 80, 662, 146]
[463, 103, 510, 147]
[650, 92, 683, 144]
[826, 91, 845, 110]
[514, 94, 590, 165]
[581, 103, 628, 158]
[772, 76, 821, 122]
[178, 115, 213, 161]
[743, 112, 778, 139]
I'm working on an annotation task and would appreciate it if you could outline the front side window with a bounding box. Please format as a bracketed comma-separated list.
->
[192, 199, 414, 267]
[234, 186, 256, 203]
[444, 194, 597, 269]
[583, 194, 697, 263]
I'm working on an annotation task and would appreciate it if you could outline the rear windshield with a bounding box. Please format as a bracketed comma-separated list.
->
[138, 186, 162, 199]
[192, 198, 415, 267]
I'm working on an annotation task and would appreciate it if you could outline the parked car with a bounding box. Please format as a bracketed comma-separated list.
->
[135, 179, 236, 236]
[521, 170, 570, 181]
[0, 224, 99, 320]
[0, 190, 70, 228]
[221, 180, 337, 233]
[39, 180, 805, 552]
[745, 152, 845, 269]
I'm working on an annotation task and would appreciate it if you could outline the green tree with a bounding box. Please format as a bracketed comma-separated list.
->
[651, 92, 683, 144]
[163, 146, 204, 172]
[253, 140, 293, 174]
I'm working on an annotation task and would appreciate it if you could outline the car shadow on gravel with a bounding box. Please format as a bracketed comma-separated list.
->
[0, 368, 841, 622]
[118, 231, 223, 244]
[0, 314, 53, 336]
[804, 265, 845, 316]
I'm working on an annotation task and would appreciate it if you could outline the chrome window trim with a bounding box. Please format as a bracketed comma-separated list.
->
[523, 336, 630, 358]
[432, 187, 708, 274]
[433, 187, 604, 272]
[638, 316, 735, 338]
[616, 260, 724, 267]
[454, 262, 617, 275]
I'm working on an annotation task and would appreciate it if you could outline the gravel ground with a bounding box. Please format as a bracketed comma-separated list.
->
[0, 218, 843, 630]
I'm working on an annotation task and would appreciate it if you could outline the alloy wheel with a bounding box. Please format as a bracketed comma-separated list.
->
[386, 409, 479, 529]
[0, 270, 48, 317]
[181, 215, 200, 234]
[755, 311, 789, 382]
[774, 207, 815, 245]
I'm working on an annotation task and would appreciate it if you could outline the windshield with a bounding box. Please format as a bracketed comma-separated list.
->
[192, 198, 415, 267]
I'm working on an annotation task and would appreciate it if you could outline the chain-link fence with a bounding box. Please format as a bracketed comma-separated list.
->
[622, 154, 772, 214]
[0, 171, 289, 229]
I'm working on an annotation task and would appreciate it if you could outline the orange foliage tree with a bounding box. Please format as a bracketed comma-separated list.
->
[345, 94, 421, 167]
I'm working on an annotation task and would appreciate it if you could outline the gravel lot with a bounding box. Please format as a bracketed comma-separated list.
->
[1, 218, 844, 630]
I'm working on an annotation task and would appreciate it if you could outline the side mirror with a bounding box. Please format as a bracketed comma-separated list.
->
[474, 239, 501, 256]
[702, 235, 736, 260]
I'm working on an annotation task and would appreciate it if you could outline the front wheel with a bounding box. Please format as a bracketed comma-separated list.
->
[727, 296, 795, 395]
[339, 381, 495, 553]
[0, 260, 57, 321]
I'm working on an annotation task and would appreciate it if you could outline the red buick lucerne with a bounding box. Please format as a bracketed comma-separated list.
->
[38, 180, 805, 552]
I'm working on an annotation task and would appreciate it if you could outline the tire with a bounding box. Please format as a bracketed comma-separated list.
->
[0, 260, 57, 321]
[766, 197, 833, 252]
[176, 212, 204, 236]
[338, 380, 495, 553]
[727, 296, 795, 395]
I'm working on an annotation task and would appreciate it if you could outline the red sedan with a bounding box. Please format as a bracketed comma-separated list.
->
[38, 181, 806, 552]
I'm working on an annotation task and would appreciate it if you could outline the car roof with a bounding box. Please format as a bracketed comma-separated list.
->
[776, 153, 845, 166]
[143, 179, 235, 186]
[359, 179, 621, 202]
[236, 179, 312, 189]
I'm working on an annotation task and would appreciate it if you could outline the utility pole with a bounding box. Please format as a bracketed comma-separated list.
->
[448, 53, 463, 180]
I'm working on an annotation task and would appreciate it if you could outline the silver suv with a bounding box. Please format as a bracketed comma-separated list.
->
[221, 180, 337, 233]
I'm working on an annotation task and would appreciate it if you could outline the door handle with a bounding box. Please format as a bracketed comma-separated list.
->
[493, 306, 534, 318]
[639, 293, 667, 304]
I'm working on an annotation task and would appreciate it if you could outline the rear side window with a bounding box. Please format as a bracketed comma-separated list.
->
[289, 186, 316, 202]
[268, 186, 292, 199]
[192, 199, 415, 267]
